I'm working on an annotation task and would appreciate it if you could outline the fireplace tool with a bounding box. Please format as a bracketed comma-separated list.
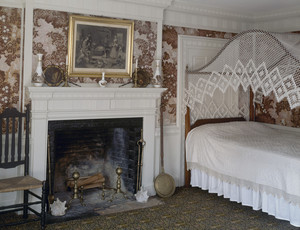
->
[47, 135, 55, 204]
[136, 129, 146, 191]
[154, 99, 176, 197]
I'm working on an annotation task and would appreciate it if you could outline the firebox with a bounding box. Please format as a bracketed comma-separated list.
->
[47, 117, 143, 200]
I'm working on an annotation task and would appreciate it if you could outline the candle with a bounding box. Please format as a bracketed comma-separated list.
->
[66, 55, 68, 65]
[136, 59, 138, 69]
[102, 72, 105, 80]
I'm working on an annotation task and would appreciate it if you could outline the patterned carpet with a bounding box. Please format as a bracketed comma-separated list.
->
[1, 187, 298, 230]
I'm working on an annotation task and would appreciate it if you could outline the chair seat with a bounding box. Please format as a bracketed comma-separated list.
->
[0, 176, 43, 193]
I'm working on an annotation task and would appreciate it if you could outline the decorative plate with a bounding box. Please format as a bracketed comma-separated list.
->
[132, 69, 151, 88]
[44, 65, 64, 87]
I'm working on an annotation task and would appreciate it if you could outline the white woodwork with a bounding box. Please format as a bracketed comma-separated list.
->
[177, 35, 227, 185]
[27, 84, 166, 196]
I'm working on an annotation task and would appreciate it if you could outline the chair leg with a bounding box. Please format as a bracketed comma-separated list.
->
[23, 190, 29, 219]
[41, 181, 47, 229]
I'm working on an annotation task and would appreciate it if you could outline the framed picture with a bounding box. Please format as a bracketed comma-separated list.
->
[67, 15, 134, 78]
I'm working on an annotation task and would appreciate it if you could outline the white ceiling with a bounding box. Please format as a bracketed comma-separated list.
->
[174, 0, 300, 17]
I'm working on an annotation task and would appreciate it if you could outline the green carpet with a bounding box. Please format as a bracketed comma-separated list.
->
[1, 187, 298, 229]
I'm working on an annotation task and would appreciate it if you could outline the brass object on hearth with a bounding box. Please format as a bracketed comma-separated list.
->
[101, 181, 106, 200]
[154, 101, 176, 198]
[47, 135, 55, 204]
[67, 171, 85, 207]
[136, 129, 146, 191]
[109, 166, 127, 202]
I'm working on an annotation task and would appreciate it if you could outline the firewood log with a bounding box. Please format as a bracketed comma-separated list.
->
[67, 172, 105, 188]
[79, 179, 106, 190]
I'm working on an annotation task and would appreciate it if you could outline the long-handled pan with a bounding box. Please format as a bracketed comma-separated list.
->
[154, 100, 175, 198]
[47, 135, 55, 204]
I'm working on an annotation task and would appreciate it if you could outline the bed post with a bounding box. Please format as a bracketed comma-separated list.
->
[249, 88, 255, 121]
[185, 106, 191, 187]
[184, 64, 191, 187]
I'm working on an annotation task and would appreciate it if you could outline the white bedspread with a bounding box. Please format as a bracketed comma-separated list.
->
[186, 121, 300, 206]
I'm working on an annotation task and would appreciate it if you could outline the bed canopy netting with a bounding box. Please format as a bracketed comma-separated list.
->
[184, 29, 300, 124]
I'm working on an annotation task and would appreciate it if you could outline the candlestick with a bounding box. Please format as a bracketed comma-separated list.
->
[99, 71, 107, 87]
[63, 63, 69, 87]
[133, 65, 138, 88]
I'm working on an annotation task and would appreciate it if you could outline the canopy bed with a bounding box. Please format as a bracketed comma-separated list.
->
[184, 30, 300, 227]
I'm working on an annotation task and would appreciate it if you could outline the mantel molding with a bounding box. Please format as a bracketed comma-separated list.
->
[27, 85, 166, 120]
[28, 85, 166, 100]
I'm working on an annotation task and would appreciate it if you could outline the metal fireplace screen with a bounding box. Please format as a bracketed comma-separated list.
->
[184, 30, 300, 124]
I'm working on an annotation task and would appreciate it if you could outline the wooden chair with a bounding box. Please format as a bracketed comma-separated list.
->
[0, 106, 46, 229]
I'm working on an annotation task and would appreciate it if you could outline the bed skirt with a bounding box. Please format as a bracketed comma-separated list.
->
[191, 169, 300, 227]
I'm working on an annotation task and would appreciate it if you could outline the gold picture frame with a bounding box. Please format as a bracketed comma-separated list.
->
[67, 15, 134, 78]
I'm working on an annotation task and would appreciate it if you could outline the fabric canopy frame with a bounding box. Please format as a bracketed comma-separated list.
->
[184, 29, 300, 123]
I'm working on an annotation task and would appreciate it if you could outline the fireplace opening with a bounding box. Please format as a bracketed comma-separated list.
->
[47, 117, 143, 203]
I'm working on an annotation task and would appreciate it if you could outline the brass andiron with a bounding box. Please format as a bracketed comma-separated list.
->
[67, 171, 84, 207]
[109, 167, 127, 202]
[136, 129, 146, 191]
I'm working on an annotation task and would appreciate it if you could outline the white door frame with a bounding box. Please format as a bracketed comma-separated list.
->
[177, 35, 227, 185]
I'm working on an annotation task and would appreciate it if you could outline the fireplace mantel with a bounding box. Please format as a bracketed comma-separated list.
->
[27, 84, 166, 196]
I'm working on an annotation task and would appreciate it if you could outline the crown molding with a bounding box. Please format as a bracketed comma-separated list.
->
[163, 8, 251, 33]
[32, 0, 165, 22]
[168, 1, 300, 22]
[1, 0, 299, 33]
[252, 16, 300, 33]
[0, 0, 25, 8]
[113, 0, 173, 8]
[252, 6, 300, 22]
[167, 1, 253, 21]
[164, 1, 300, 33]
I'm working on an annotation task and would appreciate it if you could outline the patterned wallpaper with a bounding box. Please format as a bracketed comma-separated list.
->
[32, 9, 157, 85]
[1, 6, 299, 128]
[255, 93, 300, 127]
[161, 26, 234, 125]
[0, 7, 22, 112]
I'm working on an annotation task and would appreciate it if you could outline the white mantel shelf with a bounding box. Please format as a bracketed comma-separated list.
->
[27, 85, 166, 196]
[27, 85, 166, 120]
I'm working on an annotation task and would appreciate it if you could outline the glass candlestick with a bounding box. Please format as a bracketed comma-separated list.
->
[99, 72, 107, 87]
[32, 53, 45, 87]
[152, 59, 162, 88]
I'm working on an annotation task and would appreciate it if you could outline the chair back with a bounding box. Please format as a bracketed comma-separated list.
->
[0, 105, 30, 175]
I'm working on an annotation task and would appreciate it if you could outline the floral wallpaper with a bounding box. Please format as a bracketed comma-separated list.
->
[161, 25, 234, 125]
[32, 9, 157, 85]
[1, 6, 299, 128]
[255, 93, 300, 127]
[0, 7, 22, 112]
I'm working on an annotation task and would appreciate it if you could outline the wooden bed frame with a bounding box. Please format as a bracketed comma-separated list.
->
[184, 90, 254, 187]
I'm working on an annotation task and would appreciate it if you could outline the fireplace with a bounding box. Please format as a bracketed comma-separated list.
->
[27, 85, 165, 197]
[48, 117, 143, 196]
